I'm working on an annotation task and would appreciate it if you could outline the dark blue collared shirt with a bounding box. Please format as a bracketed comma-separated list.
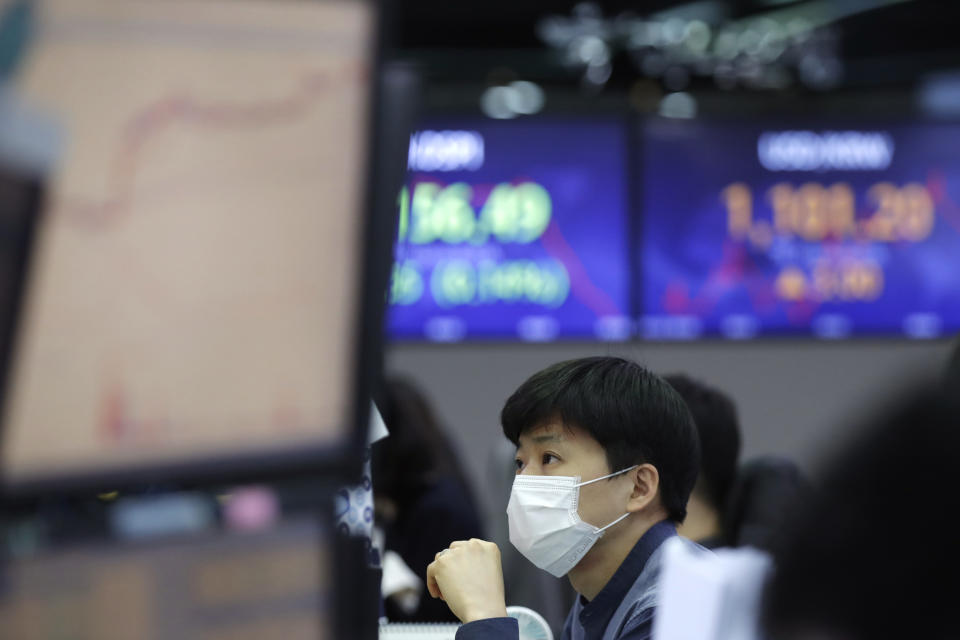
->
[455, 520, 684, 640]
[563, 520, 677, 640]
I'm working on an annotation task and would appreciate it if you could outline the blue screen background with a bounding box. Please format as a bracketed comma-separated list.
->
[641, 119, 960, 339]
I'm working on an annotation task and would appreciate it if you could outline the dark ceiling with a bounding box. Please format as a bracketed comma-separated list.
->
[393, 0, 960, 92]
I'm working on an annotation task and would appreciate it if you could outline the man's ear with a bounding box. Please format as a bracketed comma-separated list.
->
[625, 464, 660, 513]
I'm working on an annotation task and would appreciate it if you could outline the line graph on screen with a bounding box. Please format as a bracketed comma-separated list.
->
[58, 64, 363, 230]
[2, 0, 373, 480]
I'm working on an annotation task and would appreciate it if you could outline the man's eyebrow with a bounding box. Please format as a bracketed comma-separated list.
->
[517, 432, 564, 449]
[530, 433, 562, 444]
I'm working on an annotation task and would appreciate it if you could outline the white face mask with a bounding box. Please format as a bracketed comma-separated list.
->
[506, 466, 638, 578]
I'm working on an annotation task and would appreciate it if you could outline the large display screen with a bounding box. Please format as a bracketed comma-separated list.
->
[387, 118, 632, 341]
[2, 0, 374, 485]
[640, 119, 960, 339]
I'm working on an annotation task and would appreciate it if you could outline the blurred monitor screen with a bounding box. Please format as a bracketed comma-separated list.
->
[387, 118, 632, 342]
[0, 516, 329, 640]
[640, 118, 960, 340]
[1, 0, 373, 485]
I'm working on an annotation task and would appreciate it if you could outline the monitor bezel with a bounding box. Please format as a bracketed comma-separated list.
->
[0, 0, 407, 498]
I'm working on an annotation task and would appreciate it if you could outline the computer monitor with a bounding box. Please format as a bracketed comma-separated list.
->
[0, 513, 333, 640]
[0, 0, 391, 492]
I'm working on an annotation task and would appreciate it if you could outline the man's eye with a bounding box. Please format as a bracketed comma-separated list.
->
[542, 453, 559, 465]
[514, 458, 524, 471]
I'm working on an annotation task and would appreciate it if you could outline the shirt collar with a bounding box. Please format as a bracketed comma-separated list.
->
[578, 519, 677, 632]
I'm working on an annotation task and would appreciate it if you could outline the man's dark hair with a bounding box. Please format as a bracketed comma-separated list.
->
[663, 374, 741, 515]
[501, 356, 700, 523]
[763, 384, 959, 639]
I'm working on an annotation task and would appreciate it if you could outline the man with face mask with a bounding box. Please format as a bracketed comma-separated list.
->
[426, 357, 704, 640]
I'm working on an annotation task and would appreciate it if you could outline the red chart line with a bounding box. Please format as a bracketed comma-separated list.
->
[58, 63, 365, 230]
[539, 220, 623, 318]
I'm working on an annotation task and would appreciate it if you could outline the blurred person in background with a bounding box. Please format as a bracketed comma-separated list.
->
[424, 357, 703, 640]
[666, 373, 809, 552]
[763, 383, 958, 640]
[373, 375, 484, 623]
[664, 374, 741, 549]
[722, 453, 810, 552]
